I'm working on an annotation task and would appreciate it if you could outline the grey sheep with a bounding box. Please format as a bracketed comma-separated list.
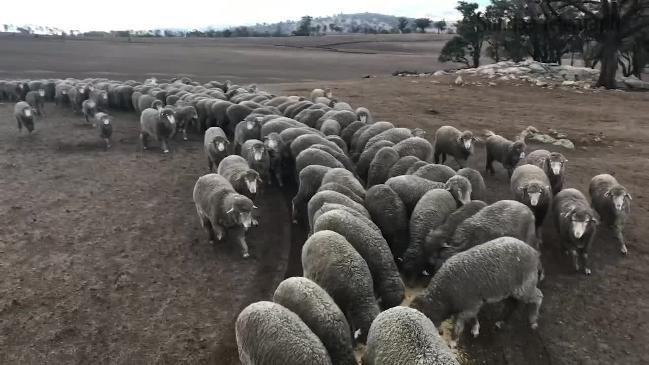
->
[355, 107, 373, 123]
[140, 107, 176, 153]
[385, 175, 444, 215]
[241, 139, 271, 185]
[356, 140, 395, 181]
[137, 94, 159, 114]
[403, 189, 458, 277]
[363, 306, 459, 365]
[446, 200, 537, 257]
[94, 112, 113, 149]
[295, 108, 326, 128]
[590, 174, 631, 254]
[217, 155, 261, 197]
[173, 105, 198, 141]
[393, 137, 434, 162]
[457, 168, 487, 201]
[553, 188, 599, 275]
[444, 175, 473, 206]
[291, 165, 331, 223]
[352, 121, 395, 156]
[307, 190, 370, 234]
[263, 132, 286, 186]
[349, 125, 371, 153]
[314, 209, 406, 309]
[406, 161, 429, 175]
[511, 164, 552, 241]
[82, 99, 98, 123]
[316, 110, 357, 130]
[285, 100, 313, 119]
[302, 230, 380, 343]
[388, 156, 421, 178]
[290, 134, 342, 160]
[365, 184, 409, 259]
[320, 119, 341, 136]
[325, 135, 348, 154]
[273, 277, 356, 365]
[341, 121, 366, 146]
[424, 200, 487, 273]
[204, 127, 230, 171]
[412, 164, 457, 183]
[225, 104, 254, 132]
[367, 146, 400, 187]
[321, 168, 366, 199]
[279, 127, 322, 148]
[235, 301, 332, 365]
[192, 173, 256, 258]
[295, 148, 345, 175]
[13, 101, 35, 133]
[485, 130, 526, 177]
[333, 101, 353, 111]
[411, 237, 543, 348]
[308, 144, 357, 176]
[310, 88, 333, 101]
[317, 183, 364, 204]
[25, 89, 45, 116]
[364, 127, 413, 150]
[524, 149, 568, 195]
[312, 203, 380, 237]
[433, 126, 476, 168]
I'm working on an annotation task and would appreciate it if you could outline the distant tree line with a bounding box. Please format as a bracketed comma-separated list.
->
[439, 0, 649, 89]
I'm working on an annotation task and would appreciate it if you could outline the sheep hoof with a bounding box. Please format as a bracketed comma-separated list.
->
[449, 340, 458, 349]
[292, 219, 298, 225]
[620, 246, 628, 255]
[530, 322, 538, 330]
[163, 149, 169, 154]
[183, 137, 188, 141]
[471, 326, 480, 338]
[242, 252, 250, 259]
[584, 268, 591, 275]
[495, 321, 504, 330]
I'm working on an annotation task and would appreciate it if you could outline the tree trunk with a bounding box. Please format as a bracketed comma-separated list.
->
[597, 37, 620, 89]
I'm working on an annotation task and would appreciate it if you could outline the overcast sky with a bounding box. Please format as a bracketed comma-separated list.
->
[0, 0, 489, 31]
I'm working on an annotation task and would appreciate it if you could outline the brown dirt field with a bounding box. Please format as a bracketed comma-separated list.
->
[1, 35, 648, 364]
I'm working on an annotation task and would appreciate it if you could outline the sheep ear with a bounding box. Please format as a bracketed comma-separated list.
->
[625, 193, 632, 201]
[604, 189, 611, 198]
[590, 216, 599, 225]
[252, 205, 258, 209]
[561, 206, 576, 219]
[456, 135, 462, 143]
[226, 207, 234, 214]
[518, 186, 526, 192]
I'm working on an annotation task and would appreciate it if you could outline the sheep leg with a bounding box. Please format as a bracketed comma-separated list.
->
[570, 249, 580, 272]
[495, 297, 520, 329]
[485, 154, 495, 175]
[16, 118, 22, 133]
[470, 318, 480, 338]
[433, 150, 441, 164]
[182, 128, 188, 141]
[232, 227, 250, 258]
[140, 133, 149, 150]
[207, 158, 213, 172]
[580, 251, 591, 275]
[613, 221, 628, 255]
[104, 138, 111, 149]
[161, 139, 170, 154]
[451, 305, 481, 347]
[441, 152, 447, 164]
[521, 288, 543, 330]
[291, 200, 299, 224]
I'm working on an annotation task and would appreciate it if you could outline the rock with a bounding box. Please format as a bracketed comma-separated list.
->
[554, 139, 575, 149]
[556, 132, 569, 139]
[621, 76, 649, 90]
[433, 70, 447, 76]
[530, 134, 557, 144]
[488, 82, 497, 86]
[536, 80, 549, 87]
[562, 80, 577, 86]
[454, 76, 464, 86]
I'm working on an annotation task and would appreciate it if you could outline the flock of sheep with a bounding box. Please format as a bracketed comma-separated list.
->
[0, 77, 633, 364]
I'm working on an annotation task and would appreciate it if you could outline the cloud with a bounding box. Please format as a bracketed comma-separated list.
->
[0, 0, 490, 31]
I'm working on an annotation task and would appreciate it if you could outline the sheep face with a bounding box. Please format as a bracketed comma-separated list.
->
[547, 153, 567, 176]
[512, 141, 526, 160]
[250, 143, 266, 161]
[410, 295, 449, 328]
[264, 133, 282, 152]
[160, 108, 175, 125]
[445, 175, 472, 206]
[212, 136, 229, 152]
[520, 182, 549, 207]
[243, 170, 260, 194]
[38, 89, 45, 97]
[245, 118, 260, 130]
[228, 195, 256, 229]
[458, 130, 475, 152]
[563, 207, 597, 239]
[605, 186, 631, 211]
[324, 88, 333, 99]
[152, 100, 164, 110]
[412, 128, 426, 138]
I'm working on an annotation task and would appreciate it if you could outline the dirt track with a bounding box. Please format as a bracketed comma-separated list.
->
[1, 35, 648, 364]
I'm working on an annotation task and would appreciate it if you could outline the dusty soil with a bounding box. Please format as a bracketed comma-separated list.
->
[1, 35, 648, 364]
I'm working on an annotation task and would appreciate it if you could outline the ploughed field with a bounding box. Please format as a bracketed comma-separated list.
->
[1, 35, 649, 365]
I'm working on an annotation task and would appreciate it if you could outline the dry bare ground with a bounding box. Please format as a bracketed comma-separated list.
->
[1, 35, 648, 364]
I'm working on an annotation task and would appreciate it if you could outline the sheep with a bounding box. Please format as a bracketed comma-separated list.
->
[89, 89, 109, 110]
[312, 203, 380, 237]
[308, 144, 357, 175]
[485, 130, 526, 177]
[314, 209, 406, 309]
[364, 184, 409, 259]
[553, 188, 599, 275]
[192, 173, 256, 258]
[351, 121, 395, 156]
[137, 94, 159, 114]
[511, 164, 552, 241]
[295, 148, 345, 175]
[457, 168, 487, 201]
[290, 134, 342, 159]
[433, 126, 476, 168]
[385, 175, 444, 215]
[307, 190, 370, 234]
[204, 127, 230, 171]
[94, 112, 113, 149]
[235, 301, 332, 365]
[393, 137, 434, 162]
[340, 121, 366, 146]
[82, 99, 98, 123]
[444, 175, 473, 207]
[356, 140, 395, 181]
[367, 146, 400, 187]
[263, 132, 286, 186]
[320, 119, 341, 136]
[321, 168, 366, 199]
[445, 200, 537, 259]
[333, 101, 353, 111]
[279, 127, 321, 149]
[355, 107, 373, 123]
[523, 149, 568, 195]
[412, 164, 456, 183]
[363, 306, 459, 365]
[291, 165, 331, 223]
[25, 89, 45, 116]
[364, 128, 413, 150]
[424, 200, 488, 273]
[589, 174, 632, 255]
[173, 105, 198, 141]
[317, 183, 363, 204]
[272, 278, 356, 365]
[325, 135, 347, 154]
[294, 108, 326, 128]
[316, 110, 358, 130]
[403, 189, 458, 277]
[140, 107, 176, 153]
[13, 101, 35, 133]
[217, 155, 261, 197]
[285, 100, 314, 119]
[310, 88, 333, 101]
[241, 139, 270, 185]
[388, 156, 421, 178]
[406, 161, 429, 175]
[411, 237, 543, 348]
[302, 230, 380, 343]
[225, 104, 254, 135]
